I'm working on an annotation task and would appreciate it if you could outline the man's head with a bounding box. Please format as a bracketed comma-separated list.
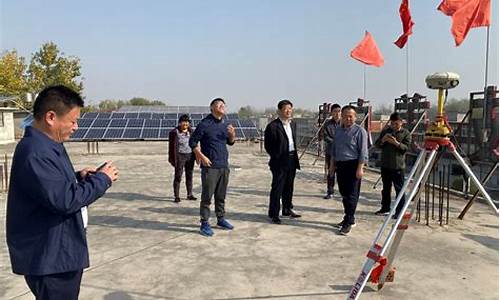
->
[277, 99, 293, 120]
[341, 105, 357, 128]
[178, 114, 191, 131]
[390, 112, 403, 131]
[210, 98, 226, 118]
[32, 85, 84, 143]
[330, 103, 341, 122]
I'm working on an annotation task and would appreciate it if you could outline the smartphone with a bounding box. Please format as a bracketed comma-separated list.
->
[96, 162, 107, 172]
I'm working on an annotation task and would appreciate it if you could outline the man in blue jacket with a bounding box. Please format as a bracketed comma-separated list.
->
[189, 98, 235, 237]
[6, 85, 119, 300]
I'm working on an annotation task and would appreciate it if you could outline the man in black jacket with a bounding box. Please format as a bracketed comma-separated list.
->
[374, 112, 411, 217]
[322, 103, 341, 199]
[264, 100, 301, 224]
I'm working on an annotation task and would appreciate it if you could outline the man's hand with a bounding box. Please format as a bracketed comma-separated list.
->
[227, 124, 236, 140]
[98, 161, 119, 182]
[79, 167, 97, 179]
[193, 147, 212, 167]
[356, 165, 364, 179]
[200, 156, 212, 167]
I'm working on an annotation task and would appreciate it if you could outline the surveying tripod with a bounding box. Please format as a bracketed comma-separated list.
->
[347, 73, 500, 300]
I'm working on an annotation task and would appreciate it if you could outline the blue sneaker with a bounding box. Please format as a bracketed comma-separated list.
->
[217, 218, 234, 230]
[199, 221, 214, 237]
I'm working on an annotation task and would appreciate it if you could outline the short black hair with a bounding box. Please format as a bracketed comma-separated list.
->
[210, 98, 225, 107]
[277, 99, 293, 110]
[390, 112, 402, 121]
[33, 85, 84, 120]
[178, 114, 191, 123]
[341, 105, 357, 113]
[331, 103, 341, 111]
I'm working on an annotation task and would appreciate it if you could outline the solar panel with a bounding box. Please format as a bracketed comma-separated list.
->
[123, 128, 142, 139]
[97, 112, 112, 119]
[82, 112, 98, 119]
[125, 112, 139, 119]
[109, 119, 128, 127]
[138, 112, 152, 119]
[239, 119, 255, 127]
[92, 119, 111, 127]
[70, 109, 259, 142]
[104, 128, 124, 139]
[127, 119, 144, 128]
[152, 113, 164, 119]
[162, 119, 177, 128]
[85, 128, 106, 139]
[111, 112, 125, 119]
[142, 128, 160, 139]
[78, 119, 94, 127]
[236, 128, 244, 138]
[144, 119, 161, 128]
[227, 119, 240, 127]
[160, 128, 170, 139]
[242, 128, 260, 139]
[72, 128, 88, 139]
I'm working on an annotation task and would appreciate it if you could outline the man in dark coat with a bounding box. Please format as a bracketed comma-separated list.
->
[264, 99, 301, 224]
[6, 85, 119, 300]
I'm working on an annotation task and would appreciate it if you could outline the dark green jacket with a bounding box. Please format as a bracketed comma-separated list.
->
[375, 127, 411, 170]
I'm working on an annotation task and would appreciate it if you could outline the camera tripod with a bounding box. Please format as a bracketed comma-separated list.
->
[347, 81, 499, 300]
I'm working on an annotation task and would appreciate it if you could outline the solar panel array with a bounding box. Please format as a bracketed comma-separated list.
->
[71, 111, 260, 141]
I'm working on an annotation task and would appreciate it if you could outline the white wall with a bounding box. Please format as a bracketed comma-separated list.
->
[0, 111, 16, 144]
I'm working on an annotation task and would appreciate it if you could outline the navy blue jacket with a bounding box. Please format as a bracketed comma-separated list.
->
[189, 114, 234, 169]
[6, 126, 112, 275]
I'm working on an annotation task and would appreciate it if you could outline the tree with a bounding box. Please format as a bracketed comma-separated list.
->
[27, 42, 83, 94]
[238, 105, 256, 119]
[0, 50, 28, 98]
[128, 97, 165, 106]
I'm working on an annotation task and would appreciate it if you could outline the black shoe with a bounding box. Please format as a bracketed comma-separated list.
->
[339, 223, 352, 235]
[187, 195, 197, 200]
[323, 193, 332, 199]
[270, 217, 282, 224]
[334, 220, 356, 228]
[375, 209, 390, 216]
[174, 197, 181, 203]
[283, 209, 301, 218]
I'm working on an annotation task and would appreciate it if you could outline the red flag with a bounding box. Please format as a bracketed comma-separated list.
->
[350, 31, 384, 67]
[437, 0, 491, 46]
[394, 0, 415, 48]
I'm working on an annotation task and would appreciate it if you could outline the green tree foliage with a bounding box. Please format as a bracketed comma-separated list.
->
[128, 97, 165, 106]
[238, 105, 257, 119]
[0, 50, 28, 98]
[27, 42, 83, 94]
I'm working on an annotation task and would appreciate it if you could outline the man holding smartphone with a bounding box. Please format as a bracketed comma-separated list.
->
[374, 112, 411, 217]
[6, 85, 119, 300]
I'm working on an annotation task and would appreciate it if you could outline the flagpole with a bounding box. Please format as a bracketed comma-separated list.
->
[363, 65, 367, 100]
[484, 26, 490, 88]
[482, 25, 490, 141]
[406, 41, 409, 95]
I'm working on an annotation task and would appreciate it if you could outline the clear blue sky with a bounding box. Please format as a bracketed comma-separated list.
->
[1, 0, 498, 111]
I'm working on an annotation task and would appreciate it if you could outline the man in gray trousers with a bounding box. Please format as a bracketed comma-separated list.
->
[189, 98, 236, 237]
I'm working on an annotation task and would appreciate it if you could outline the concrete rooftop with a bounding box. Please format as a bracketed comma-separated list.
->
[1, 141, 498, 300]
